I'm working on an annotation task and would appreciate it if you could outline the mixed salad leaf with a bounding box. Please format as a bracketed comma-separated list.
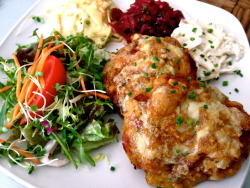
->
[0, 30, 119, 173]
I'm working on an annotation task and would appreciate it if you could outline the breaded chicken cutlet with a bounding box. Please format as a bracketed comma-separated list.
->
[103, 34, 250, 188]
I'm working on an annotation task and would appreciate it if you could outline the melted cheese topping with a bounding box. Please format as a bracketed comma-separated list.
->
[136, 133, 155, 159]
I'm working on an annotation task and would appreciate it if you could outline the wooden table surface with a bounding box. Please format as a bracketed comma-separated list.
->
[198, 0, 250, 41]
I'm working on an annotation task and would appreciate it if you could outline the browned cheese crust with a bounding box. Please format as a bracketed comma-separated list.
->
[103, 34, 250, 188]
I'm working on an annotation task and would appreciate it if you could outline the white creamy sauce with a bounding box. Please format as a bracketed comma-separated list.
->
[171, 19, 244, 81]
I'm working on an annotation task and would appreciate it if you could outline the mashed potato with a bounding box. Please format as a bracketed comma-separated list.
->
[46, 0, 120, 47]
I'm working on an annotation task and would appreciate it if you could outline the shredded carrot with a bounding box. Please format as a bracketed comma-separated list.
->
[39, 76, 45, 89]
[54, 35, 63, 54]
[12, 54, 22, 98]
[73, 53, 109, 99]
[5, 121, 13, 129]
[34, 34, 44, 61]
[0, 85, 12, 93]
[73, 53, 87, 91]
[85, 91, 110, 99]
[18, 79, 31, 102]
[47, 39, 54, 49]
[27, 88, 39, 105]
[36, 44, 64, 72]
[0, 139, 40, 163]
[12, 104, 20, 119]
[6, 41, 64, 129]
[6, 112, 22, 129]
[27, 64, 36, 75]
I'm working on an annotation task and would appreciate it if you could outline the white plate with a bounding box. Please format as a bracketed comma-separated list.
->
[0, 0, 249, 188]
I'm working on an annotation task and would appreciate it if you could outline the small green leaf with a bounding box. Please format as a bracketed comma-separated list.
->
[34, 71, 44, 77]
[31, 16, 45, 23]
[28, 164, 35, 174]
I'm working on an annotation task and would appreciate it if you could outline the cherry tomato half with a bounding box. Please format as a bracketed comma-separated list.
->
[21, 55, 67, 124]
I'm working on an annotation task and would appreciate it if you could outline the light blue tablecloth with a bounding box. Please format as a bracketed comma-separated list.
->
[0, 0, 249, 188]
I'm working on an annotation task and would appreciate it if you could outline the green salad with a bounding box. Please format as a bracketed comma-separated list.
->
[0, 30, 119, 174]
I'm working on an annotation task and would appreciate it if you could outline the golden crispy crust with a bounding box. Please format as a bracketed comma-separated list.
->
[103, 35, 250, 188]
[103, 34, 197, 110]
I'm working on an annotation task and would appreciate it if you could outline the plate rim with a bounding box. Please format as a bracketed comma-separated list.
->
[0, 0, 249, 188]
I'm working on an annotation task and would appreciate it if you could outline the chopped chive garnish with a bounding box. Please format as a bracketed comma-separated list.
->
[175, 59, 180, 63]
[210, 45, 214, 48]
[155, 37, 161, 42]
[188, 90, 196, 99]
[182, 85, 187, 90]
[207, 28, 213, 33]
[222, 81, 228, 86]
[203, 71, 211, 76]
[203, 104, 208, 109]
[184, 152, 189, 156]
[208, 40, 213, 44]
[110, 166, 116, 171]
[188, 94, 196, 99]
[153, 57, 160, 61]
[190, 37, 195, 41]
[234, 70, 243, 77]
[187, 119, 194, 125]
[176, 117, 183, 125]
[85, 20, 91, 25]
[151, 63, 157, 69]
[192, 27, 197, 32]
[166, 178, 172, 182]
[227, 61, 232, 65]
[145, 88, 152, 92]
[234, 88, 239, 93]
[200, 54, 205, 58]
[143, 5, 147, 10]
[172, 81, 179, 86]
[144, 72, 148, 76]
[170, 90, 176, 93]
[214, 64, 218, 67]
[198, 82, 206, 88]
[121, 83, 126, 87]
[183, 43, 187, 47]
[127, 91, 132, 96]
[165, 48, 170, 52]
[176, 177, 181, 182]
[176, 149, 181, 154]
[143, 57, 146, 60]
